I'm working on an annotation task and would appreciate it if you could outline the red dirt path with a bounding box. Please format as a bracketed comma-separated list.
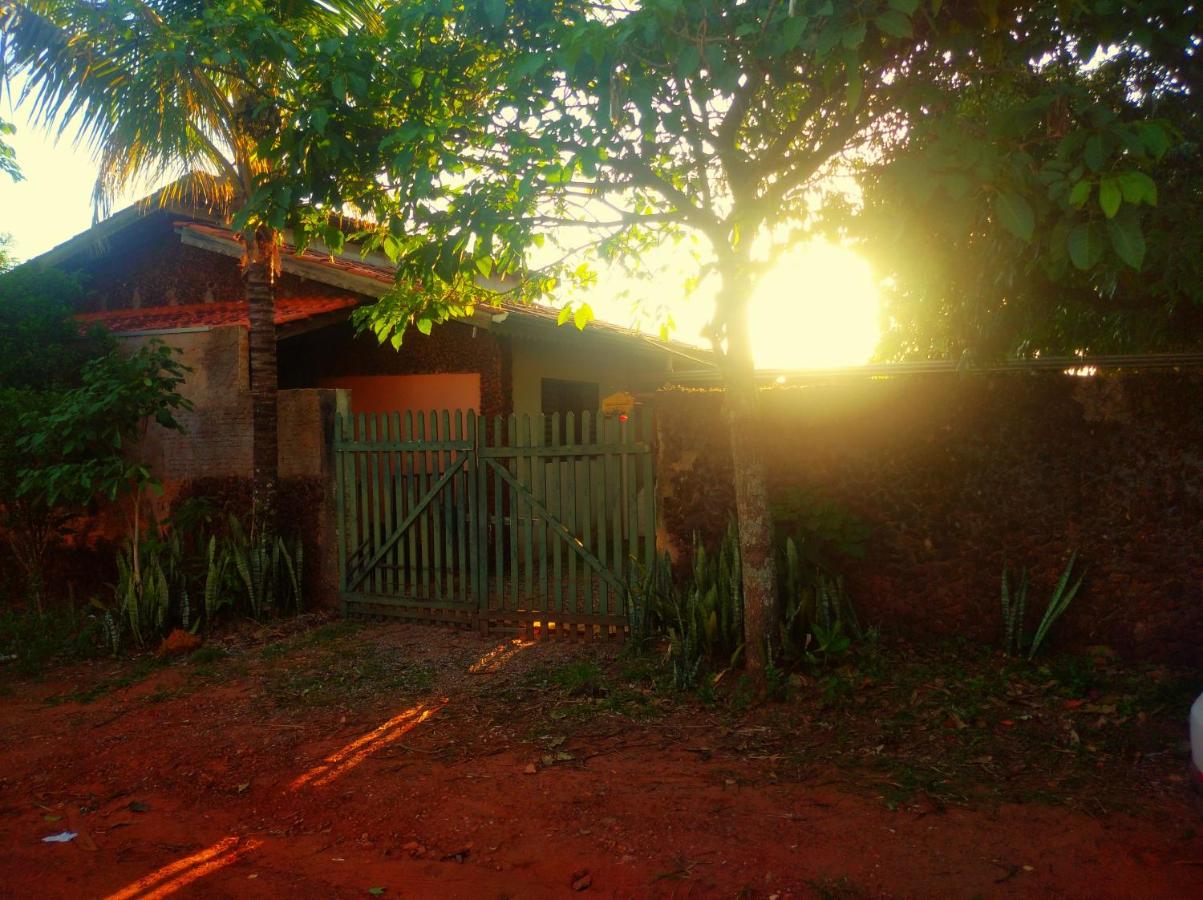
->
[1, 621, 1201, 899]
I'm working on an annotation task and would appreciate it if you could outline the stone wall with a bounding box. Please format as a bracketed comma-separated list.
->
[654, 372, 1203, 666]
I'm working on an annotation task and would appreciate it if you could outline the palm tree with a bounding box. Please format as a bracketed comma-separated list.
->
[0, 0, 376, 511]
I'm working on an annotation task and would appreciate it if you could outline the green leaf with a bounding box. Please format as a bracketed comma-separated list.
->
[368, 889, 386, 896]
[1067, 222, 1103, 270]
[677, 45, 700, 78]
[556, 304, 572, 326]
[1067, 180, 1091, 208]
[782, 15, 808, 50]
[1098, 177, 1121, 218]
[1107, 213, 1146, 270]
[416, 317, 433, 336]
[410, 69, 425, 89]
[482, 0, 505, 28]
[815, 25, 842, 56]
[841, 22, 867, 49]
[874, 10, 913, 38]
[845, 62, 863, 110]
[1140, 122, 1171, 160]
[1084, 135, 1105, 173]
[511, 53, 545, 81]
[1117, 171, 1157, 206]
[573, 303, 594, 331]
[994, 191, 1035, 242]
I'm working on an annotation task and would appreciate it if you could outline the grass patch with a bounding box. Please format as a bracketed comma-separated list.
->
[262, 636, 434, 708]
[592, 637, 1193, 813]
[550, 660, 605, 695]
[762, 639, 1197, 811]
[0, 604, 103, 677]
[189, 645, 228, 665]
[517, 657, 665, 730]
[44, 654, 169, 706]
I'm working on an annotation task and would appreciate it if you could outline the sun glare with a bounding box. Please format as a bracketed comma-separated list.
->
[749, 241, 882, 370]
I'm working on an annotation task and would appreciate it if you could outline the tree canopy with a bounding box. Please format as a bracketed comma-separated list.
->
[839, 2, 1202, 359]
[0, 232, 15, 272]
[0, 116, 19, 182]
[247, 2, 1195, 330]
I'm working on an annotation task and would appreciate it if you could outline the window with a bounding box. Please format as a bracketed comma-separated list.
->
[541, 378, 599, 444]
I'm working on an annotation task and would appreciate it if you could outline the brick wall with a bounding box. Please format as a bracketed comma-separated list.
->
[75, 213, 352, 311]
[110, 327, 343, 606]
[122, 327, 252, 482]
[654, 373, 1203, 666]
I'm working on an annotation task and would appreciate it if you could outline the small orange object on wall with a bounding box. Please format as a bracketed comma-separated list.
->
[602, 390, 636, 418]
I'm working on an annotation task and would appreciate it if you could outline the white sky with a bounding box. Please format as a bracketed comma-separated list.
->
[0, 101, 881, 369]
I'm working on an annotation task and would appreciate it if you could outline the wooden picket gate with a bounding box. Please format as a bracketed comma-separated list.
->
[335, 407, 656, 636]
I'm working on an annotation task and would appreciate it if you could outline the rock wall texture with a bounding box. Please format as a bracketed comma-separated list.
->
[654, 373, 1203, 666]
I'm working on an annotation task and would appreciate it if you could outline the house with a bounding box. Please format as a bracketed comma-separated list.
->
[24, 195, 711, 614]
[30, 196, 712, 491]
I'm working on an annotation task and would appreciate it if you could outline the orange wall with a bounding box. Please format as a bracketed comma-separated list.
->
[316, 373, 481, 416]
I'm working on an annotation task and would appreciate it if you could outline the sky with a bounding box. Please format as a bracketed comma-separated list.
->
[0, 100, 882, 370]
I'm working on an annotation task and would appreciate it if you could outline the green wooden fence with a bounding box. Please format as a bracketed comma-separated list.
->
[335, 407, 656, 636]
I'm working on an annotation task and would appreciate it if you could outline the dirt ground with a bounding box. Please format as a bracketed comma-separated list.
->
[1, 618, 1201, 899]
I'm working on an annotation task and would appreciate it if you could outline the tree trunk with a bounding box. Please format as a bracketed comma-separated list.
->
[716, 277, 778, 679]
[246, 242, 278, 519]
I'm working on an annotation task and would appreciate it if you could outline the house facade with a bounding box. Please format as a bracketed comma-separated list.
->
[34, 200, 710, 490]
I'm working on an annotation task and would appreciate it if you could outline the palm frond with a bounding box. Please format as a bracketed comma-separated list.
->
[2, 0, 369, 217]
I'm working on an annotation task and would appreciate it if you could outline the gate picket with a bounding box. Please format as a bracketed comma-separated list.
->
[534, 414, 548, 615]
[564, 412, 578, 618]
[548, 414, 562, 616]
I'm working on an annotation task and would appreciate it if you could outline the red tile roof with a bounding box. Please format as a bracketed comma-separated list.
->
[76, 296, 359, 335]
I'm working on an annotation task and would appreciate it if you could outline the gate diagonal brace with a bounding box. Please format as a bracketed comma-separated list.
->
[345, 452, 468, 594]
[481, 456, 629, 600]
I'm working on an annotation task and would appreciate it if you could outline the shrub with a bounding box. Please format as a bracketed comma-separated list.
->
[634, 517, 865, 691]
[0, 604, 103, 676]
[1001, 553, 1086, 660]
